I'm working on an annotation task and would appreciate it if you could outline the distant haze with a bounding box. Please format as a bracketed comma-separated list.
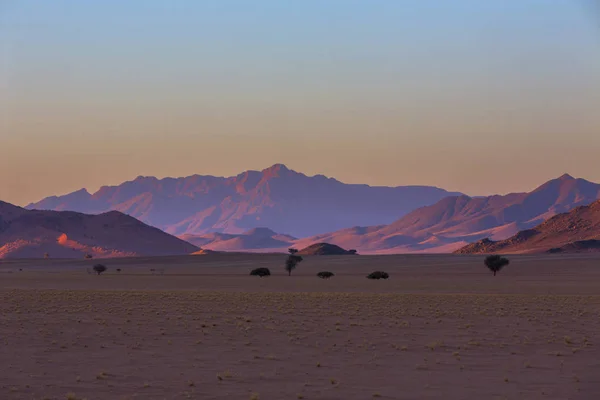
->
[1, 1, 599, 205]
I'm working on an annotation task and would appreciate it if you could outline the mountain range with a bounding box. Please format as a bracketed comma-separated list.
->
[288, 174, 600, 253]
[19, 168, 600, 256]
[455, 199, 600, 254]
[173, 173, 600, 254]
[0, 201, 199, 259]
[26, 164, 462, 238]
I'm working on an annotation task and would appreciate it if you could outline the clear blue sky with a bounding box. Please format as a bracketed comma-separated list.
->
[1, 0, 599, 204]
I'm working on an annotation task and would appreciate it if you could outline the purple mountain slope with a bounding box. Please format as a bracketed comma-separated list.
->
[27, 164, 463, 238]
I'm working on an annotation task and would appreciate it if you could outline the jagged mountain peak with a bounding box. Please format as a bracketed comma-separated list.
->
[26, 165, 462, 238]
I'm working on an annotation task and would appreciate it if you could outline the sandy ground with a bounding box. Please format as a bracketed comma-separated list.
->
[1, 253, 600, 399]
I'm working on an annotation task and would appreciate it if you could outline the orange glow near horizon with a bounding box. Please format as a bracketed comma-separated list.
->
[1, 1, 599, 205]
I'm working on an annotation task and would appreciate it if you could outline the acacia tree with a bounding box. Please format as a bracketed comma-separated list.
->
[484, 255, 509, 276]
[285, 248, 303, 276]
[93, 264, 107, 275]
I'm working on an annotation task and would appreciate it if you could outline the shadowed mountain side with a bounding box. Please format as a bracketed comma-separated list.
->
[181, 227, 296, 251]
[27, 164, 463, 238]
[0, 201, 199, 259]
[454, 199, 600, 254]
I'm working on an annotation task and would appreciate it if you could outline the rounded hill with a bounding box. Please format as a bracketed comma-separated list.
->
[297, 243, 357, 255]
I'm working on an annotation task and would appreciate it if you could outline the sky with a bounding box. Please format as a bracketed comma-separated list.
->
[1, 0, 599, 205]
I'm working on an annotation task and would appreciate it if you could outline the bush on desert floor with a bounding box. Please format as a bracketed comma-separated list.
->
[367, 271, 389, 280]
[317, 271, 335, 279]
[93, 264, 107, 275]
[484, 255, 509, 276]
[285, 248, 303, 276]
[250, 267, 271, 277]
[116, 268, 121, 272]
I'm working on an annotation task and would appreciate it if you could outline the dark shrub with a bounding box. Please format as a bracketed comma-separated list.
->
[484, 255, 509, 276]
[116, 268, 121, 272]
[367, 271, 389, 280]
[84, 254, 93, 259]
[285, 248, 303, 276]
[93, 264, 107, 275]
[317, 271, 334, 279]
[250, 267, 271, 277]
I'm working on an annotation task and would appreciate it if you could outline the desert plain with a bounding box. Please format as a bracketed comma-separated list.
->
[1, 253, 599, 400]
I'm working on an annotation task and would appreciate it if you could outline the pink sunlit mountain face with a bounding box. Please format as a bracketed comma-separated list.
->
[455, 198, 600, 254]
[293, 174, 600, 254]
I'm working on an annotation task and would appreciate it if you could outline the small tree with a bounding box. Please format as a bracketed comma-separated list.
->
[250, 267, 271, 277]
[93, 264, 107, 275]
[367, 271, 389, 280]
[285, 248, 303, 276]
[317, 271, 334, 279]
[484, 255, 509, 276]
